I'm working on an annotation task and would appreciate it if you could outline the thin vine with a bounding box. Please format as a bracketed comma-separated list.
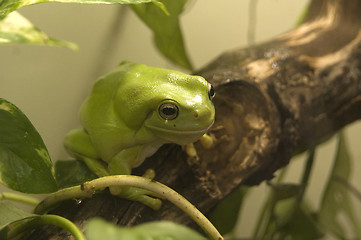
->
[34, 175, 224, 240]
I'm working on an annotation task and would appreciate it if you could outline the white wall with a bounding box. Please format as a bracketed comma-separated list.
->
[1, 0, 360, 238]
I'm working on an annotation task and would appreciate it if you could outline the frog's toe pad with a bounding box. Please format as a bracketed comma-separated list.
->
[109, 186, 122, 196]
[142, 168, 156, 179]
[200, 133, 214, 149]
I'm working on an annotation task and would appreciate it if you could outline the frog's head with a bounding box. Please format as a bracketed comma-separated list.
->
[145, 75, 215, 145]
[115, 62, 215, 145]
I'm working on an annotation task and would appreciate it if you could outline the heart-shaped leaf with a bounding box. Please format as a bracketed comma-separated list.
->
[0, 98, 57, 193]
[0, 11, 78, 50]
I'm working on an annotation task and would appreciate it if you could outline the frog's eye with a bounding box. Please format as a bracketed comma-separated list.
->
[159, 102, 179, 120]
[208, 83, 215, 100]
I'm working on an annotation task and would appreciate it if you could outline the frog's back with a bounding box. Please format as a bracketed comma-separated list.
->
[79, 62, 136, 161]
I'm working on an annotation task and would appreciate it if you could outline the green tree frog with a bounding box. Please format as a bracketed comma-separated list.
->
[64, 61, 215, 210]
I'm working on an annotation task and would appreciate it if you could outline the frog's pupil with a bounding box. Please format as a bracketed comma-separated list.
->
[163, 107, 176, 116]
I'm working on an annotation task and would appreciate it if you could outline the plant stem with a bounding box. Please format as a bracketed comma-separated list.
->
[0, 192, 39, 207]
[297, 148, 315, 203]
[333, 175, 361, 203]
[251, 165, 290, 238]
[7, 215, 86, 240]
[247, 0, 258, 44]
[35, 175, 223, 240]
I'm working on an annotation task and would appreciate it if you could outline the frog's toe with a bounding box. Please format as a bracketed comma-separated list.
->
[109, 186, 122, 196]
[133, 194, 162, 210]
[183, 143, 198, 159]
[110, 186, 162, 210]
[142, 168, 156, 179]
[200, 133, 214, 149]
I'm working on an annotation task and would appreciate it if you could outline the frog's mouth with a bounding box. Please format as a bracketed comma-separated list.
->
[145, 121, 214, 145]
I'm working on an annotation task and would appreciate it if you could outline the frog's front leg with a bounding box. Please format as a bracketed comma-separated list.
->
[64, 129, 109, 177]
[108, 146, 162, 210]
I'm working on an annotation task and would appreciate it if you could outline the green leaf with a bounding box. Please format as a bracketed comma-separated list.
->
[269, 183, 301, 201]
[0, 98, 57, 193]
[0, 207, 85, 240]
[274, 200, 322, 240]
[269, 184, 301, 229]
[0, 11, 78, 50]
[208, 186, 249, 235]
[319, 132, 361, 239]
[0, 1, 166, 49]
[0, 0, 166, 20]
[255, 184, 322, 239]
[255, 184, 302, 238]
[55, 160, 97, 189]
[86, 218, 206, 240]
[131, 0, 193, 70]
[0, 202, 34, 231]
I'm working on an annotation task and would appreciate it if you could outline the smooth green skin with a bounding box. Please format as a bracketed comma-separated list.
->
[64, 61, 215, 209]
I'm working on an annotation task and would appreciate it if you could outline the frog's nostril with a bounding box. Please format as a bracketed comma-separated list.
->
[194, 113, 199, 118]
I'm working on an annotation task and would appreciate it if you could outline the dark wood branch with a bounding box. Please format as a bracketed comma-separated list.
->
[25, 0, 361, 239]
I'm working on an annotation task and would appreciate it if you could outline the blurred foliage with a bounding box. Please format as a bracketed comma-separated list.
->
[86, 218, 206, 240]
[209, 133, 361, 240]
[208, 185, 249, 235]
[132, 0, 193, 70]
[0, 0, 191, 69]
[55, 160, 97, 189]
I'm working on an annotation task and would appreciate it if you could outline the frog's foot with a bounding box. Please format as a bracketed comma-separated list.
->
[183, 143, 199, 161]
[109, 169, 162, 210]
[199, 133, 214, 149]
[141, 168, 156, 179]
[183, 134, 214, 160]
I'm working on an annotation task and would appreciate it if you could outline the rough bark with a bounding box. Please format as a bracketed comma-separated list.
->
[25, 0, 361, 239]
